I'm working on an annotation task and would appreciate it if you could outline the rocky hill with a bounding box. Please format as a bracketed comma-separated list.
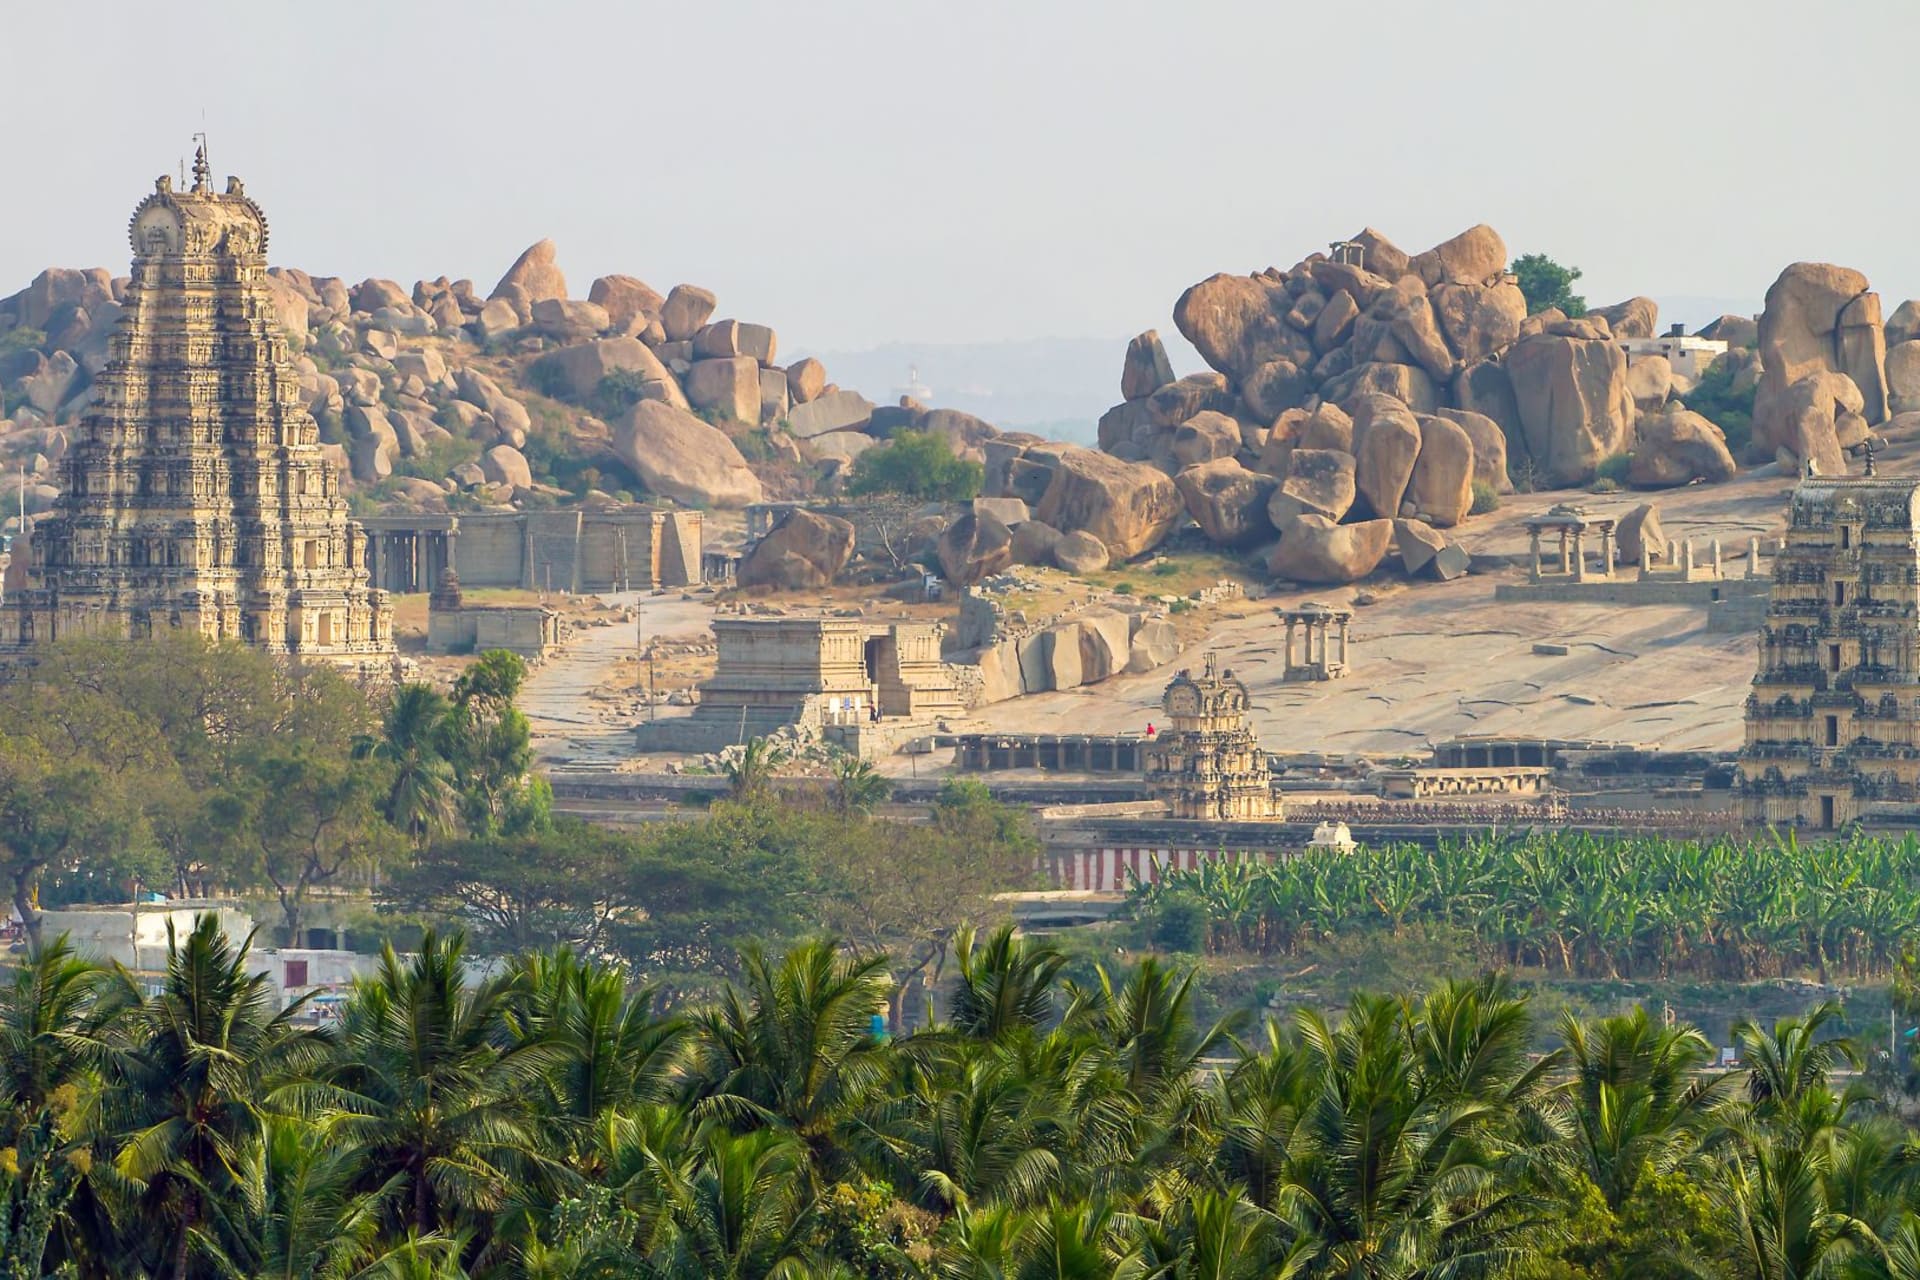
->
[0, 239, 1011, 521]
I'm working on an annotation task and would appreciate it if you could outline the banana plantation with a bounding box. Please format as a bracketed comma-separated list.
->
[1134, 830, 1920, 982]
[1, 916, 1915, 1279]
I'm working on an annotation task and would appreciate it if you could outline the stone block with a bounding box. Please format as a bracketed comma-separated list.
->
[786, 388, 874, 439]
[683, 356, 761, 424]
[1044, 623, 1084, 690]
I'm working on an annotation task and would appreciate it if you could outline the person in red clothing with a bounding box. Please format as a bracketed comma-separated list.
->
[1145, 722, 1156, 737]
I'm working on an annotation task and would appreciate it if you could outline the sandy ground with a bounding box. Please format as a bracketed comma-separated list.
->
[521, 430, 1920, 773]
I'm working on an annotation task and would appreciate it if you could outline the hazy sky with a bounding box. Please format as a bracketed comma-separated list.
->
[8, 0, 1917, 355]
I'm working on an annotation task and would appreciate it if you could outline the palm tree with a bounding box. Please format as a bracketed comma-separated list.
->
[690, 940, 892, 1181]
[1736, 1000, 1863, 1119]
[324, 930, 550, 1242]
[0, 934, 112, 1134]
[354, 684, 457, 845]
[1717, 1116, 1876, 1280]
[244, 1115, 396, 1280]
[723, 738, 787, 802]
[1557, 1005, 1728, 1209]
[504, 950, 688, 1158]
[100, 914, 329, 1278]
[650, 1127, 816, 1279]
[947, 924, 1065, 1041]
[826, 756, 889, 817]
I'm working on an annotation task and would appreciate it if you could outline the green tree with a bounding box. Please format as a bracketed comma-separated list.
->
[1511, 252, 1587, 317]
[847, 431, 983, 502]
[355, 685, 458, 847]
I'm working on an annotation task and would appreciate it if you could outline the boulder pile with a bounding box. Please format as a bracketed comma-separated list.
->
[0, 239, 1004, 516]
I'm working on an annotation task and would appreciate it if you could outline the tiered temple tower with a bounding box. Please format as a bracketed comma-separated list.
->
[1738, 471, 1920, 830]
[0, 148, 393, 667]
[1143, 654, 1279, 820]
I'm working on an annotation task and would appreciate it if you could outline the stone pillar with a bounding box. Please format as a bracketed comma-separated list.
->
[1599, 525, 1615, 579]
[1283, 617, 1296, 674]
[1559, 529, 1572, 575]
[1709, 539, 1722, 578]
[1681, 540, 1695, 577]
[1529, 529, 1542, 582]
[1572, 528, 1588, 582]
[1747, 536, 1760, 579]
[1639, 543, 1652, 579]
[1338, 618, 1350, 666]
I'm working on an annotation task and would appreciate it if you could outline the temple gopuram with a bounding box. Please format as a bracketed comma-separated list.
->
[1738, 467, 1920, 830]
[0, 147, 393, 669]
[1143, 654, 1280, 820]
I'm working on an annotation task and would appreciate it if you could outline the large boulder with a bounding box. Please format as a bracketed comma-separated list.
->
[1299, 403, 1355, 452]
[1267, 514, 1395, 584]
[1171, 411, 1243, 468]
[660, 284, 718, 342]
[489, 239, 566, 304]
[1348, 226, 1411, 279]
[1077, 610, 1134, 683]
[1430, 281, 1526, 365]
[1053, 530, 1110, 574]
[1765, 371, 1859, 476]
[786, 357, 827, 404]
[588, 275, 664, 330]
[937, 511, 1016, 586]
[1698, 314, 1760, 348]
[1617, 503, 1665, 566]
[683, 356, 761, 424]
[787, 388, 874, 439]
[1755, 263, 1887, 454]
[1591, 297, 1660, 339]
[530, 297, 610, 343]
[480, 444, 533, 489]
[1887, 340, 1920, 414]
[1241, 358, 1312, 421]
[1887, 301, 1920, 349]
[1148, 371, 1236, 427]
[1035, 449, 1182, 560]
[1452, 359, 1522, 446]
[1409, 224, 1506, 288]
[1504, 334, 1634, 485]
[1436, 408, 1511, 494]
[1313, 289, 1361, 352]
[612, 400, 765, 506]
[737, 509, 854, 589]
[1626, 355, 1673, 413]
[1627, 406, 1738, 488]
[1173, 459, 1277, 547]
[1122, 330, 1176, 400]
[1323, 360, 1439, 413]
[919, 408, 1000, 463]
[1267, 448, 1356, 524]
[1127, 618, 1182, 673]
[1407, 415, 1475, 527]
[1172, 273, 1309, 380]
[1011, 519, 1063, 565]
[531, 337, 672, 401]
[1377, 278, 1455, 381]
[1350, 395, 1422, 518]
[452, 369, 533, 439]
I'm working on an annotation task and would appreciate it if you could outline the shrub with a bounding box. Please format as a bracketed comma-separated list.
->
[1685, 352, 1756, 455]
[847, 430, 983, 502]
[1469, 480, 1501, 515]
[587, 369, 651, 420]
[1595, 454, 1632, 485]
[0, 326, 46, 358]
[1112, 580, 1135, 595]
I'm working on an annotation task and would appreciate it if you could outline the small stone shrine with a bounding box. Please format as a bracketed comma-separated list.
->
[1279, 602, 1353, 680]
[1525, 504, 1617, 583]
[0, 146, 393, 668]
[1143, 653, 1280, 820]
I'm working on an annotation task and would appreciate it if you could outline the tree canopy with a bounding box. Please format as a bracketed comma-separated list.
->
[1511, 251, 1588, 317]
[847, 430, 984, 501]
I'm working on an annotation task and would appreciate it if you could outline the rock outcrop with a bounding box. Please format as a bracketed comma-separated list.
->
[1267, 514, 1394, 584]
[1034, 448, 1182, 561]
[737, 509, 854, 589]
[612, 401, 764, 507]
[1754, 262, 1889, 466]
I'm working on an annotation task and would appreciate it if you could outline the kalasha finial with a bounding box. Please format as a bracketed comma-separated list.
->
[191, 134, 211, 193]
[1864, 435, 1879, 477]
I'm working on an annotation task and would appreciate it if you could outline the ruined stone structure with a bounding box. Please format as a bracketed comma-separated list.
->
[0, 153, 393, 666]
[951, 733, 1145, 773]
[1142, 655, 1280, 820]
[1526, 504, 1617, 583]
[361, 507, 700, 595]
[1740, 473, 1920, 829]
[424, 568, 559, 659]
[634, 615, 965, 752]
[1279, 602, 1353, 680]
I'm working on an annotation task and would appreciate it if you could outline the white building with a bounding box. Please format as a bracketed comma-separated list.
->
[1619, 324, 1729, 382]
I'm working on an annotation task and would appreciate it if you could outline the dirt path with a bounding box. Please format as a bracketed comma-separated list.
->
[520, 592, 715, 773]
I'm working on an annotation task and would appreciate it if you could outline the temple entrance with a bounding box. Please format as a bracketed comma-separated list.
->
[1820, 795, 1836, 829]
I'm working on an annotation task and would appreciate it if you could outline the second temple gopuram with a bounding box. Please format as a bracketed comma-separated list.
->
[0, 148, 394, 667]
[1739, 469, 1920, 830]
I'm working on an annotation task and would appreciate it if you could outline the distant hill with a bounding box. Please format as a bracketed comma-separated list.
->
[793, 336, 1201, 445]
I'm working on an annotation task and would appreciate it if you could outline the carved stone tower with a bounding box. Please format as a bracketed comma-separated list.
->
[1143, 653, 1279, 821]
[0, 150, 393, 667]
[1738, 472, 1920, 830]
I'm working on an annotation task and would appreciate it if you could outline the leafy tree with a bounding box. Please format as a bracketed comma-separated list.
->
[846, 431, 983, 502]
[724, 738, 787, 802]
[384, 823, 638, 954]
[1686, 349, 1757, 454]
[826, 756, 890, 818]
[356, 684, 459, 847]
[1511, 252, 1588, 317]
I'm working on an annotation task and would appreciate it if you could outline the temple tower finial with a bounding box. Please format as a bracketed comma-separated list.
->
[191, 134, 211, 193]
